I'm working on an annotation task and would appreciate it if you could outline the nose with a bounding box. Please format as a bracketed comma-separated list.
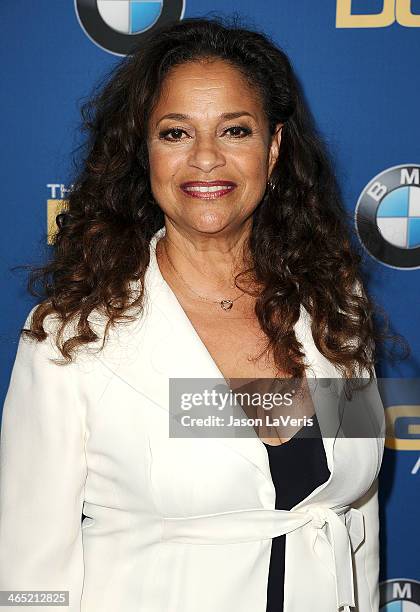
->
[187, 134, 226, 173]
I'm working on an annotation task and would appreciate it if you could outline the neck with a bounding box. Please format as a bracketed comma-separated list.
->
[156, 223, 256, 296]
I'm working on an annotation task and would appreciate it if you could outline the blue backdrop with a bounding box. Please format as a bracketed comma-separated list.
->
[1, 1, 419, 608]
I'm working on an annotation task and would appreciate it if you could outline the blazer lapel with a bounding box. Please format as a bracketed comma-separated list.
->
[97, 226, 342, 498]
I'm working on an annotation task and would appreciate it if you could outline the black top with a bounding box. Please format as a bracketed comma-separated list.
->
[263, 413, 330, 612]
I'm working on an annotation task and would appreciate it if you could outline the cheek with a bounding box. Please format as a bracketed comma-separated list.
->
[239, 154, 269, 192]
[148, 147, 182, 187]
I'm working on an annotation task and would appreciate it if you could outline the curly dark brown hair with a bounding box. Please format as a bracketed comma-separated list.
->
[19, 14, 408, 379]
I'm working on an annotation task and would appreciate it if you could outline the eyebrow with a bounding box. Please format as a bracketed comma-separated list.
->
[155, 111, 255, 127]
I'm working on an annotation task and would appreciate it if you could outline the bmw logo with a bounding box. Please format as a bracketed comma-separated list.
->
[380, 578, 420, 610]
[355, 164, 420, 269]
[75, 0, 185, 56]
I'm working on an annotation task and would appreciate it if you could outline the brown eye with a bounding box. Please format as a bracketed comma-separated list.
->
[159, 128, 187, 141]
[224, 126, 252, 137]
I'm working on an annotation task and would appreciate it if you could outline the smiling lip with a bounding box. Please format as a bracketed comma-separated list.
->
[180, 180, 237, 199]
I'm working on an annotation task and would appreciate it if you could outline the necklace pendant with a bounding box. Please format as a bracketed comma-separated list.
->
[220, 299, 233, 311]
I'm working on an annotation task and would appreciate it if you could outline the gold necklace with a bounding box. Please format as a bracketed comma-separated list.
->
[160, 239, 246, 311]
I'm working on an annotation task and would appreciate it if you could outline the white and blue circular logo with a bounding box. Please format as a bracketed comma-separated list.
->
[97, 0, 163, 34]
[355, 164, 420, 269]
[75, 0, 185, 55]
[380, 578, 420, 610]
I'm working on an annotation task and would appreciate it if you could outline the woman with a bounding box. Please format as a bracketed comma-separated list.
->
[0, 16, 389, 612]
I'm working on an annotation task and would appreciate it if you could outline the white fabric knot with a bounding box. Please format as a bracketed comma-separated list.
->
[307, 506, 328, 529]
[162, 503, 364, 611]
[300, 505, 364, 610]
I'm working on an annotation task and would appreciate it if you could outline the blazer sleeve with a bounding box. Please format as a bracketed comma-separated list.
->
[351, 357, 384, 611]
[348, 279, 384, 611]
[0, 307, 87, 611]
[351, 478, 382, 612]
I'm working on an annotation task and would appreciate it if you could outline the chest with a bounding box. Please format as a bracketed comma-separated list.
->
[180, 306, 305, 447]
[183, 307, 282, 381]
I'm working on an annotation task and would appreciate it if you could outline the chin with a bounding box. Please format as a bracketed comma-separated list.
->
[179, 210, 228, 230]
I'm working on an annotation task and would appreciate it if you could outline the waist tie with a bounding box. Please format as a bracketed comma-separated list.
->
[162, 504, 365, 612]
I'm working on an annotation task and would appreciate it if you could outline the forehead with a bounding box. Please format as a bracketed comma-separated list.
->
[151, 59, 264, 116]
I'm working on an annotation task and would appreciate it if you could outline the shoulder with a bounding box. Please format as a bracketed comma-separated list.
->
[15, 304, 119, 400]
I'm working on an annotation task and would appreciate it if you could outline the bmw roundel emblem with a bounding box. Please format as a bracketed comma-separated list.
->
[355, 164, 420, 269]
[380, 578, 420, 610]
[75, 0, 186, 56]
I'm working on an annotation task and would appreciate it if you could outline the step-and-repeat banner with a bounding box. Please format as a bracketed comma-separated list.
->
[1, 2, 419, 608]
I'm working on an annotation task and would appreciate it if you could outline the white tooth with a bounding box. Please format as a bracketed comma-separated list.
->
[184, 185, 233, 192]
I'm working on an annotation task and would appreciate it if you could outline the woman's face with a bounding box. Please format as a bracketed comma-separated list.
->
[147, 59, 282, 236]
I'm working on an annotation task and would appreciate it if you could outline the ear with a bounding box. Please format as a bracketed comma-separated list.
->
[267, 123, 283, 178]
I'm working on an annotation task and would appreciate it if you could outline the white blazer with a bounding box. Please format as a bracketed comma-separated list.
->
[0, 226, 385, 612]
